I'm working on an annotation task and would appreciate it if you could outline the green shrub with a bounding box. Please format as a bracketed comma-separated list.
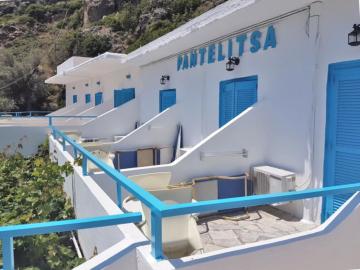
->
[169, 0, 202, 14]
[16, 15, 36, 26]
[24, 4, 48, 23]
[56, 9, 83, 30]
[75, 32, 112, 57]
[126, 20, 178, 53]
[102, 6, 138, 32]
[0, 140, 84, 269]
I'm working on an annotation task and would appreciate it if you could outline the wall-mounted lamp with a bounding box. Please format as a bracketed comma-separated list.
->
[126, 74, 131, 79]
[96, 81, 101, 85]
[160, 75, 170, 85]
[85, 83, 89, 87]
[72, 86, 76, 90]
[226, 57, 240, 71]
[348, 24, 360, 46]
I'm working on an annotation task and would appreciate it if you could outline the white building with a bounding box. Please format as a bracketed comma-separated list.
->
[2, 0, 360, 269]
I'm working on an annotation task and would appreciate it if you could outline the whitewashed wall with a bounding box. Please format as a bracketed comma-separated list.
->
[111, 105, 179, 151]
[121, 104, 266, 184]
[119, 9, 316, 220]
[80, 99, 139, 139]
[50, 136, 148, 264]
[0, 126, 49, 156]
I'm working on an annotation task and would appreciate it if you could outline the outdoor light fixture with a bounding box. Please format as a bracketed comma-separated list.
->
[160, 75, 170, 85]
[96, 81, 101, 85]
[348, 24, 360, 46]
[226, 57, 240, 71]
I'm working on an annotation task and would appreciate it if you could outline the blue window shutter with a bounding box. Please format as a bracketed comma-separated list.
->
[159, 89, 176, 112]
[219, 76, 257, 127]
[72, 95, 77, 104]
[95, 92, 103, 106]
[114, 88, 135, 108]
[234, 80, 258, 115]
[219, 82, 235, 127]
[323, 63, 360, 220]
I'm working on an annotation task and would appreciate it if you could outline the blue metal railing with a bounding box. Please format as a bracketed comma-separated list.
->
[0, 111, 52, 117]
[51, 127, 164, 210]
[0, 113, 98, 126]
[47, 115, 97, 126]
[49, 125, 360, 261]
[0, 213, 142, 270]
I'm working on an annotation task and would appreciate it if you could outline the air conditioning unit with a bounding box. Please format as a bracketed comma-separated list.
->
[253, 166, 296, 195]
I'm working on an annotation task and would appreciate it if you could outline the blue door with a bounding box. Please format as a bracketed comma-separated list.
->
[114, 88, 135, 108]
[323, 60, 360, 220]
[159, 89, 176, 112]
[219, 76, 258, 127]
[85, 94, 91, 104]
[95, 92, 103, 106]
[72, 95, 78, 104]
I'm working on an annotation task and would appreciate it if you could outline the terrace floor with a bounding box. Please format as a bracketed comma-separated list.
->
[197, 205, 317, 253]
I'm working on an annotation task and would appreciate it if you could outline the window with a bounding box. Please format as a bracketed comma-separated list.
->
[159, 89, 176, 112]
[85, 94, 91, 104]
[219, 76, 258, 127]
[114, 88, 135, 108]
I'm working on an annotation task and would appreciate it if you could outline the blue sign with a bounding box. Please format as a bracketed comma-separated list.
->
[177, 25, 277, 71]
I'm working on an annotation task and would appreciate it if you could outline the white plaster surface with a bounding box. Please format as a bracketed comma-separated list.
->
[50, 136, 148, 264]
[80, 99, 139, 139]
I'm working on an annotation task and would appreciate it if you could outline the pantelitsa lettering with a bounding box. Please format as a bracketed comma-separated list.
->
[177, 25, 277, 71]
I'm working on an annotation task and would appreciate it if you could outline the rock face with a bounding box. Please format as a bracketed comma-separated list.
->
[0, 25, 26, 47]
[84, 0, 117, 26]
[0, 1, 16, 16]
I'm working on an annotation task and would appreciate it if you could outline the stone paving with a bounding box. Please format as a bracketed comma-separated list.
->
[196, 206, 317, 253]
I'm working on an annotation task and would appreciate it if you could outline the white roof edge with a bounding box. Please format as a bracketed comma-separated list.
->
[65, 52, 128, 73]
[127, 0, 256, 60]
[45, 73, 90, 85]
[45, 52, 128, 84]
[45, 0, 254, 83]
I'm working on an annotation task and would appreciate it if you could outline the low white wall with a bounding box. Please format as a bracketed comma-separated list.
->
[65, 104, 93, 116]
[121, 102, 309, 219]
[80, 99, 139, 139]
[58, 99, 114, 128]
[51, 136, 148, 261]
[122, 103, 267, 182]
[0, 126, 49, 156]
[111, 105, 179, 151]
[78, 99, 114, 117]
[137, 192, 360, 270]
[50, 103, 92, 117]
[74, 240, 143, 270]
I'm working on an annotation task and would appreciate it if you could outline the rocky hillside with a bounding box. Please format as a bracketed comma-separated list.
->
[0, 0, 227, 111]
